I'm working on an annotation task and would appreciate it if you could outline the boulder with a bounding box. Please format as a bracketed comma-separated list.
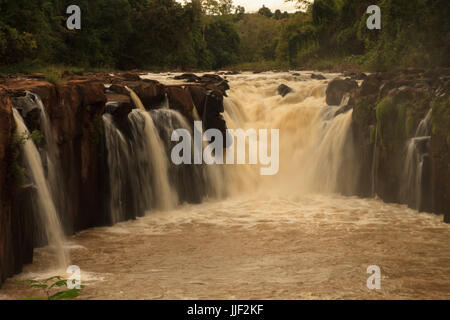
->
[166, 86, 194, 115]
[108, 84, 129, 95]
[130, 81, 166, 109]
[360, 75, 382, 97]
[277, 84, 293, 97]
[311, 73, 326, 80]
[187, 86, 208, 116]
[12, 92, 42, 132]
[174, 73, 201, 82]
[326, 78, 358, 106]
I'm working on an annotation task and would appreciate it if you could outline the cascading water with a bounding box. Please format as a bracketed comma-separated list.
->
[12, 108, 68, 268]
[103, 109, 175, 223]
[128, 110, 175, 210]
[126, 87, 146, 111]
[149, 108, 225, 202]
[222, 74, 358, 196]
[400, 109, 432, 210]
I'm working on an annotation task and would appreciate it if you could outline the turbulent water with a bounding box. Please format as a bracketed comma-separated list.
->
[2, 72, 450, 300]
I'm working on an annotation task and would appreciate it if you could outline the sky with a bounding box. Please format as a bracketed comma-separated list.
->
[177, 1, 299, 13]
[233, 0, 298, 12]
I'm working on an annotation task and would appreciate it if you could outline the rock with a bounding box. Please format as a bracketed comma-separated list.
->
[174, 73, 201, 82]
[215, 80, 230, 96]
[105, 101, 133, 119]
[202, 89, 227, 147]
[311, 73, 326, 80]
[166, 86, 194, 115]
[120, 72, 141, 81]
[360, 75, 382, 96]
[326, 78, 358, 106]
[277, 84, 293, 97]
[130, 81, 166, 109]
[108, 84, 129, 95]
[187, 86, 208, 116]
[12, 92, 42, 132]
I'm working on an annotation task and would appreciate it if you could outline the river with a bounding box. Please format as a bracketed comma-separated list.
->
[1, 72, 449, 299]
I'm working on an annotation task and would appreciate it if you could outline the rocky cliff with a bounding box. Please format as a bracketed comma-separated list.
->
[327, 69, 450, 221]
[0, 72, 229, 286]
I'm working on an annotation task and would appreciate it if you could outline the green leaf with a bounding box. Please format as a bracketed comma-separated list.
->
[43, 276, 62, 283]
[48, 289, 82, 300]
[30, 284, 48, 289]
[49, 280, 68, 289]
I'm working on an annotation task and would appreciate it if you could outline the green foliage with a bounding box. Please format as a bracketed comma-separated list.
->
[0, 0, 448, 71]
[19, 276, 85, 300]
[431, 97, 450, 139]
[44, 68, 63, 85]
[7, 130, 45, 186]
[7, 133, 28, 186]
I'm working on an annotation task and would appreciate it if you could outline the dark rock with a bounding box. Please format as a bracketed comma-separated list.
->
[12, 92, 42, 132]
[174, 73, 201, 82]
[311, 73, 326, 80]
[277, 84, 293, 97]
[326, 78, 358, 106]
[108, 84, 129, 95]
[130, 81, 166, 109]
[105, 101, 133, 119]
[166, 86, 194, 115]
[121, 72, 141, 81]
[360, 75, 382, 96]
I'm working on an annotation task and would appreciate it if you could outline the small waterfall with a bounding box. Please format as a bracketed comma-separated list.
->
[128, 110, 175, 210]
[103, 109, 176, 223]
[12, 108, 68, 268]
[126, 86, 146, 111]
[103, 113, 134, 223]
[301, 109, 357, 194]
[400, 109, 432, 210]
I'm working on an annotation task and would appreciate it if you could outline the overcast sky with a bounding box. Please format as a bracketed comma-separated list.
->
[233, 0, 298, 12]
[177, 1, 299, 13]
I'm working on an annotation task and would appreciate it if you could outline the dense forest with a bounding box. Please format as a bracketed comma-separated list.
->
[0, 0, 449, 72]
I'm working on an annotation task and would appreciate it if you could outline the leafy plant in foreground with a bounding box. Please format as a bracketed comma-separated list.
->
[19, 276, 84, 300]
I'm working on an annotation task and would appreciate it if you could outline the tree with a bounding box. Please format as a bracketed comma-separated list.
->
[258, 5, 273, 18]
[274, 9, 282, 20]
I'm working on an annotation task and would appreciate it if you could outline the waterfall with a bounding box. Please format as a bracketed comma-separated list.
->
[126, 87, 146, 111]
[400, 109, 432, 210]
[12, 108, 68, 268]
[300, 108, 357, 194]
[149, 108, 226, 202]
[128, 110, 175, 210]
[223, 76, 357, 196]
[103, 113, 135, 223]
[103, 109, 176, 223]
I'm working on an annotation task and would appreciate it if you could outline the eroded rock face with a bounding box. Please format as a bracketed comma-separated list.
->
[349, 69, 450, 221]
[166, 86, 195, 116]
[130, 81, 166, 109]
[326, 78, 358, 106]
